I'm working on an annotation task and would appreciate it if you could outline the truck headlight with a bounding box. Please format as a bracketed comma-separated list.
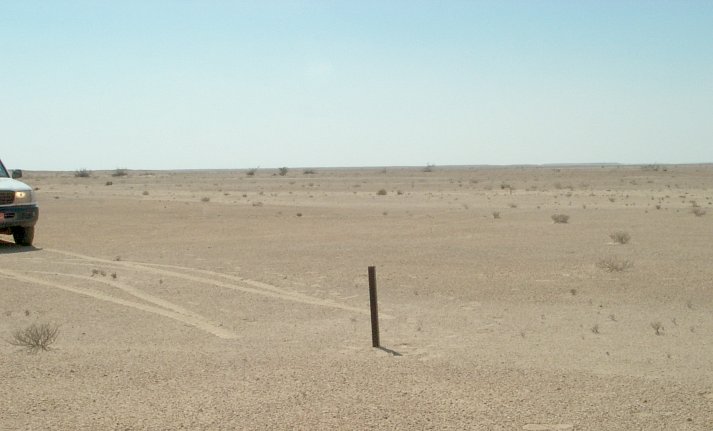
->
[14, 190, 33, 204]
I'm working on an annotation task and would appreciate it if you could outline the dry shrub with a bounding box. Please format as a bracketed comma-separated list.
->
[376, 189, 387, 196]
[492, 211, 501, 219]
[609, 231, 631, 244]
[74, 169, 91, 178]
[692, 207, 706, 217]
[597, 257, 633, 272]
[551, 214, 569, 224]
[9, 322, 59, 352]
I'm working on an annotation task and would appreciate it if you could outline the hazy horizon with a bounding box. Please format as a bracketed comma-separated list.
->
[2, 1, 711, 170]
[14, 162, 713, 174]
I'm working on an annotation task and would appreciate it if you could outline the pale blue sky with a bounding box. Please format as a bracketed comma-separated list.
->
[1, 1, 711, 170]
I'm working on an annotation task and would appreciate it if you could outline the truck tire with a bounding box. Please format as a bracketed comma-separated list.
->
[13, 226, 34, 246]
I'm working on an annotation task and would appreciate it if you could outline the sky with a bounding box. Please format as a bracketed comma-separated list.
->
[1, 1, 712, 170]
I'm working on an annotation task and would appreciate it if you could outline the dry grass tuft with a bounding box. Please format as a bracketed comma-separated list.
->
[651, 321, 664, 335]
[376, 189, 387, 196]
[9, 322, 60, 352]
[609, 231, 631, 244]
[597, 257, 633, 272]
[551, 214, 569, 224]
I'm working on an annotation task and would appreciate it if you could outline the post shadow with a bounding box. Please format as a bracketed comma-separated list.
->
[377, 346, 402, 357]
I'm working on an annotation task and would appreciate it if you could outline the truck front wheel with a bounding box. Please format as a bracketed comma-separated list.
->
[13, 226, 34, 246]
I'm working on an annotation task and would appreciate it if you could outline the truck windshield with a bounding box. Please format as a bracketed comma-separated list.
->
[0, 161, 9, 178]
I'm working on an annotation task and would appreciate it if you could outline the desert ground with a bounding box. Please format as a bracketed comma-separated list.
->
[1, 164, 712, 430]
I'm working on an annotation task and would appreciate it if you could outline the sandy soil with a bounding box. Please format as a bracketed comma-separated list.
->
[1, 165, 712, 430]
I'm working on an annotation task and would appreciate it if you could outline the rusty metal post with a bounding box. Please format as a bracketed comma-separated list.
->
[368, 266, 380, 348]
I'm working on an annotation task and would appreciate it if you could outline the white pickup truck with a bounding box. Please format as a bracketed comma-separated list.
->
[0, 159, 38, 246]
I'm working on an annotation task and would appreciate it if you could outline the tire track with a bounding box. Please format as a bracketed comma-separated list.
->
[0, 269, 238, 339]
[29, 270, 208, 322]
[142, 262, 308, 297]
[42, 248, 390, 318]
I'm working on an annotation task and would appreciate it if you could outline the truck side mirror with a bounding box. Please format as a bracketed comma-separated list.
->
[11, 170, 22, 179]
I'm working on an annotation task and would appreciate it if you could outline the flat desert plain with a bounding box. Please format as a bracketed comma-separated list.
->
[2, 165, 713, 430]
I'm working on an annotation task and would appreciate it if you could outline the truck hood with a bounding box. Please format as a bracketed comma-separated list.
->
[0, 177, 32, 192]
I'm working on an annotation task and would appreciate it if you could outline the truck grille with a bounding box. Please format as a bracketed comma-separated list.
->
[0, 191, 14, 205]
